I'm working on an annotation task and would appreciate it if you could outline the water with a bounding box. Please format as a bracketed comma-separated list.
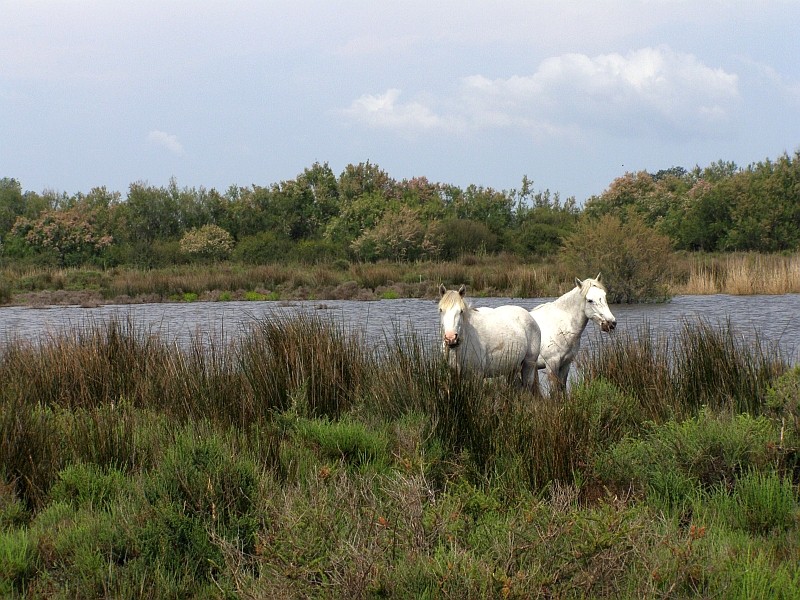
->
[1, 294, 798, 364]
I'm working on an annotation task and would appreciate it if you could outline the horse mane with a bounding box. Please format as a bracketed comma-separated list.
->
[438, 289, 470, 312]
[579, 277, 606, 297]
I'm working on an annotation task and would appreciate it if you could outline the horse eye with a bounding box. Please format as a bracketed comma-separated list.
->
[588, 299, 594, 304]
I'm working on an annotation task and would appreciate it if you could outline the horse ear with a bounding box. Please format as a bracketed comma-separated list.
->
[458, 284, 466, 296]
[595, 272, 602, 282]
[574, 277, 582, 288]
[439, 284, 446, 297]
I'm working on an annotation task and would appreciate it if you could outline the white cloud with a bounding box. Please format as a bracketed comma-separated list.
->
[344, 46, 740, 141]
[341, 88, 462, 133]
[467, 46, 740, 137]
[147, 130, 185, 156]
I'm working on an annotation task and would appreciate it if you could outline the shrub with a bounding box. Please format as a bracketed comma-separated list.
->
[294, 238, 343, 264]
[49, 464, 131, 512]
[237, 312, 369, 419]
[139, 429, 260, 585]
[292, 416, 391, 470]
[0, 529, 36, 595]
[561, 213, 673, 302]
[351, 206, 436, 262]
[233, 231, 294, 264]
[596, 409, 782, 510]
[726, 470, 798, 534]
[0, 280, 11, 304]
[179, 224, 234, 262]
[766, 365, 800, 436]
[428, 218, 498, 260]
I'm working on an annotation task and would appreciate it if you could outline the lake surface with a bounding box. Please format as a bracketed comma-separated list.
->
[1, 294, 798, 364]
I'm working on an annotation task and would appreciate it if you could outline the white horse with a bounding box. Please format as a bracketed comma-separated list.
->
[438, 284, 541, 392]
[529, 274, 617, 390]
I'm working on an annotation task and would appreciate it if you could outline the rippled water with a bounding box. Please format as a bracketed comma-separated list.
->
[1, 294, 798, 364]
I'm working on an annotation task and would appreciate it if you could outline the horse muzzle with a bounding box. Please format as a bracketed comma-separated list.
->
[601, 320, 617, 333]
[443, 333, 460, 348]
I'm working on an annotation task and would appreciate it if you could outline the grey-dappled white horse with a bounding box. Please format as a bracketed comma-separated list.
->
[529, 274, 617, 390]
[439, 284, 541, 392]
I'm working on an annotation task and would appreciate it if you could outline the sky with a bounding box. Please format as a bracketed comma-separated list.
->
[2, 1, 799, 204]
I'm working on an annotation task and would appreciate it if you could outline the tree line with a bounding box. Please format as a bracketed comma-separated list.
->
[1, 151, 798, 269]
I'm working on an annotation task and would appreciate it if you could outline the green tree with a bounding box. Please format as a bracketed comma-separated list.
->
[337, 161, 395, 204]
[324, 191, 390, 248]
[511, 188, 579, 257]
[117, 182, 184, 244]
[453, 184, 513, 236]
[0, 178, 25, 237]
[583, 171, 656, 222]
[724, 153, 800, 251]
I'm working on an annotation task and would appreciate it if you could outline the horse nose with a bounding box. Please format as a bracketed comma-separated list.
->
[608, 319, 617, 331]
[444, 331, 459, 346]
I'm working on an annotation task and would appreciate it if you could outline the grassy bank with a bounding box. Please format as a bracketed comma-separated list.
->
[1, 252, 798, 308]
[1, 313, 798, 598]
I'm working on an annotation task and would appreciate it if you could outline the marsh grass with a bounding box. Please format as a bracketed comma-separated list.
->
[1, 313, 798, 598]
[581, 318, 785, 419]
[675, 252, 800, 295]
[1, 256, 573, 307]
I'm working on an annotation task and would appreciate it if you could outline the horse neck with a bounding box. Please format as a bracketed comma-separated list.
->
[553, 287, 590, 331]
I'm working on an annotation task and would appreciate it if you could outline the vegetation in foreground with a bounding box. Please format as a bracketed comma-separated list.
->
[1, 313, 798, 598]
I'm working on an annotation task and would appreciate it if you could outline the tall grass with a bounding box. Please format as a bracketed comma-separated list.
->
[1, 312, 798, 598]
[580, 318, 786, 419]
[675, 252, 800, 295]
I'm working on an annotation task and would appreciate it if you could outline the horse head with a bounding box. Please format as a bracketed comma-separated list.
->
[438, 284, 468, 348]
[576, 273, 617, 332]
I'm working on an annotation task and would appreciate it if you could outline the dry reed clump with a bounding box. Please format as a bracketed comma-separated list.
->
[677, 253, 800, 295]
[724, 253, 800, 295]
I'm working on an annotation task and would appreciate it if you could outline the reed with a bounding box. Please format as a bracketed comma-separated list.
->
[676, 252, 800, 295]
[581, 319, 786, 420]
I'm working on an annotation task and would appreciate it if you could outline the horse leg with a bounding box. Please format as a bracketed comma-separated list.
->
[521, 359, 540, 396]
[544, 360, 568, 397]
[555, 361, 571, 393]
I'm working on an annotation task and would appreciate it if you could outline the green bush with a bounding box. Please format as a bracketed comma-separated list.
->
[294, 238, 344, 264]
[597, 409, 782, 509]
[0, 277, 13, 304]
[49, 463, 130, 512]
[561, 213, 673, 302]
[716, 548, 800, 600]
[726, 470, 798, 534]
[293, 416, 391, 470]
[428, 218, 498, 260]
[139, 429, 260, 585]
[766, 365, 800, 434]
[0, 529, 36, 595]
[0, 403, 63, 510]
[29, 500, 131, 598]
[179, 224, 234, 262]
[233, 231, 294, 264]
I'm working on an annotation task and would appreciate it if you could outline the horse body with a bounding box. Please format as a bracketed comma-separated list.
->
[439, 285, 541, 391]
[530, 274, 616, 389]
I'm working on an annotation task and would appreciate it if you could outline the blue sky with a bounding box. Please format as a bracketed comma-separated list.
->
[2, 1, 799, 203]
